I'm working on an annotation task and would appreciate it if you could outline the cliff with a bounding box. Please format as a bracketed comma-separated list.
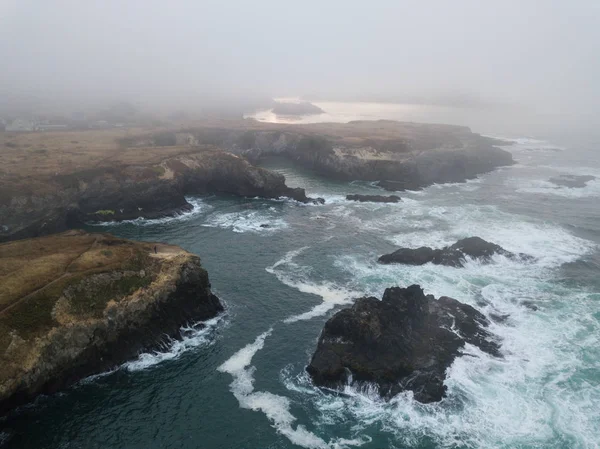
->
[0, 230, 223, 414]
[184, 119, 514, 190]
[0, 129, 310, 242]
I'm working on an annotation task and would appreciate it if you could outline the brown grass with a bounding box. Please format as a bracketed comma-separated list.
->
[0, 231, 182, 351]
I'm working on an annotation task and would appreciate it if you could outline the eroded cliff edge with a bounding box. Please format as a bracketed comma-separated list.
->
[0, 140, 310, 242]
[185, 119, 514, 190]
[0, 230, 223, 414]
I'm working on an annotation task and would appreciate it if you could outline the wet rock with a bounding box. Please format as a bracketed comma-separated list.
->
[521, 300, 538, 311]
[379, 237, 531, 268]
[346, 194, 401, 203]
[548, 175, 596, 188]
[307, 285, 501, 403]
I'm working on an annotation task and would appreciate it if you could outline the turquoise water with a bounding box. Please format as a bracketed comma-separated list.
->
[2, 137, 600, 448]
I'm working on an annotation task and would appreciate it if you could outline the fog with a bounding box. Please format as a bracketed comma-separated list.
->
[1, 0, 599, 134]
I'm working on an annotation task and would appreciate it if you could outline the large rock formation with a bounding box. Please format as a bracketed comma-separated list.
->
[307, 285, 500, 403]
[194, 120, 513, 189]
[0, 120, 513, 242]
[0, 141, 312, 242]
[379, 237, 529, 267]
[0, 230, 223, 414]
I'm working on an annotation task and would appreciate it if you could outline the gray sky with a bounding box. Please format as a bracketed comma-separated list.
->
[1, 0, 599, 127]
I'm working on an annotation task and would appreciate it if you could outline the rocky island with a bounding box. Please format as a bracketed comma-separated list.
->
[0, 230, 222, 414]
[379, 236, 531, 267]
[271, 101, 325, 116]
[307, 285, 501, 403]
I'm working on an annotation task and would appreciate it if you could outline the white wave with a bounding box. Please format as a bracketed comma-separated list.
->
[219, 330, 368, 449]
[202, 209, 287, 233]
[91, 197, 211, 227]
[381, 204, 595, 268]
[266, 248, 361, 323]
[512, 176, 600, 198]
[320, 230, 599, 447]
[123, 315, 224, 371]
[490, 136, 565, 152]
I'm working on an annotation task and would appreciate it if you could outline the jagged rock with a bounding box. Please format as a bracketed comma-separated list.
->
[0, 231, 223, 414]
[548, 175, 596, 188]
[307, 285, 500, 403]
[379, 237, 530, 267]
[346, 194, 401, 203]
[192, 121, 514, 191]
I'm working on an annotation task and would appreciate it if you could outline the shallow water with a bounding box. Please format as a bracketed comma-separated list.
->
[2, 136, 600, 449]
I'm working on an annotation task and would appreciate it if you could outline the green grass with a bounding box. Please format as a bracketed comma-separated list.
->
[69, 273, 153, 318]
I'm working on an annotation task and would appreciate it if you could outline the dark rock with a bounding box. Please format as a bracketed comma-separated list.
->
[259, 224, 270, 228]
[271, 101, 325, 116]
[307, 285, 500, 403]
[379, 237, 531, 268]
[521, 300, 538, 311]
[489, 312, 510, 323]
[379, 246, 436, 265]
[346, 194, 401, 203]
[548, 175, 596, 188]
[283, 187, 324, 204]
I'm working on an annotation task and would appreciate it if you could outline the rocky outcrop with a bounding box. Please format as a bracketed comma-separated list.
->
[271, 101, 325, 116]
[0, 231, 223, 414]
[307, 285, 500, 403]
[346, 194, 401, 203]
[378, 237, 530, 267]
[0, 147, 313, 242]
[548, 174, 596, 188]
[189, 120, 514, 190]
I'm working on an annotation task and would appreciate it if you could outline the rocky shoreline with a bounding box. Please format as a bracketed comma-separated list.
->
[0, 231, 223, 414]
[1, 120, 514, 242]
[307, 285, 501, 403]
[0, 146, 314, 243]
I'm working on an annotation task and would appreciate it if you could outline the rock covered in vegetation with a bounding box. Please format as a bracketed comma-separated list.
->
[378, 237, 530, 267]
[307, 285, 500, 403]
[346, 194, 401, 203]
[0, 230, 222, 414]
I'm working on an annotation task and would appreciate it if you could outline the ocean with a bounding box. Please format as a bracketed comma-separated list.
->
[2, 112, 599, 448]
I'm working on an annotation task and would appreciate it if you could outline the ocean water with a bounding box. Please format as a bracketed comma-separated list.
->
[2, 136, 600, 449]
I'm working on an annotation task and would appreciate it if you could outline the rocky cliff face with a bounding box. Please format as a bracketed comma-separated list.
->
[188, 120, 514, 190]
[0, 147, 310, 242]
[307, 285, 500, 403]
[0, 231, 223, 414]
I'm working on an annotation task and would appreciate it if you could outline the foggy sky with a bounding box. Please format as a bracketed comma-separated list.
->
[1, 0, 599, 126]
